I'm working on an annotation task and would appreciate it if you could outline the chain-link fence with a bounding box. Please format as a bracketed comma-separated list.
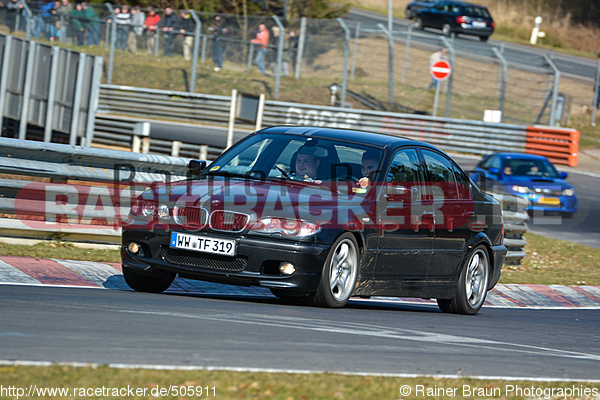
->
[1, 2, 592, 126]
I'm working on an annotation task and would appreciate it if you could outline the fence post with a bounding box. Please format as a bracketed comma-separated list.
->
[377, 23, 394, 107]
[70, 52, 86, 146]
[227, 89, 238, 149]
[350, 22, 360, 80]
[19, 41, 36, 140]
[105, 3, 116, 84]
[337, 18, 350, 106]
[491, 47, 507, 122]
[189, 10, 202, 93]
[402, 26, 412, 83]
[294, 17, 306, 79]
[84, 56, 103, 147]
[544, 53, 560, 126]
[44, 46, 60, 143]
[592, 58, 600, 126]
[0, 36, 12, 132]
[272, 16, 285, 100]
[441, 36, 454, 118]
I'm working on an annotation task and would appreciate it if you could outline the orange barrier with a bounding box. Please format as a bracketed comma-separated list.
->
[525, 126, 580, 167]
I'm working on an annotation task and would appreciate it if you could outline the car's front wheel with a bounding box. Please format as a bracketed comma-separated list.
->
[122, 265, 176, 293]
[415, 17, 424, 30]
[310, 233, 359, 308]
[437, 245, 490, 315]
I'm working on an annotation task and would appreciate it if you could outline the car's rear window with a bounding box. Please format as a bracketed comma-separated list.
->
[462, 6, 491, 18]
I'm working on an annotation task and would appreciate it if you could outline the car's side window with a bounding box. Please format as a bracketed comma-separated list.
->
[421, 149, 458, 200]
[452, 164, 473, 200]
[387, 148, 422, 184]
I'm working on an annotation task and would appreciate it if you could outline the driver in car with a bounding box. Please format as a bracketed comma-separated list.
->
[290, 145, 321, 183]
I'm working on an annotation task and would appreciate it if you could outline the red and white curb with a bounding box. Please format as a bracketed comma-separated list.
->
[0, 256, 599, 309]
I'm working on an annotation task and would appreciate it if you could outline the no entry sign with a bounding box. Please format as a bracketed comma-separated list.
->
[431, 60, 452, 81]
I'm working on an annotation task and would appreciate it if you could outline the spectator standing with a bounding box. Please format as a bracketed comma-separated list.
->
[178, 10, 194, 61]
[40, 0, 56, 40]
[69, 2, 85, 45]
[209, 15, 229, 71]
[143, 7, 160, 55]
[158, 6, 178, 57]
[81, 2, 99, 46]
[56, 0, 72, 41]
[115, 5, 130, 51]
[4, 0, 23, 33]
[251, 23, 269, 76]
[23, 0, 44, 39]
[428, 47, 448, 89]
[127, 6, 145, 53]
[288, 29, 299, 72]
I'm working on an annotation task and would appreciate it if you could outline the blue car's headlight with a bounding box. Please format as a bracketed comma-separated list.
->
[511, 185, 533, 194]
[562, 188, 576, 196]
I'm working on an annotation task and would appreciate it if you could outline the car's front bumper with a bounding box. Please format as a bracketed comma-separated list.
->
[509, 192, 578, 214]
[122, 229, 330, 293]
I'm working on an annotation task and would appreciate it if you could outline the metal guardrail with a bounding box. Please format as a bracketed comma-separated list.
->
[97, 84, 527, 159]
[0, 137, 527, 264]
[0, 137, 191, 244]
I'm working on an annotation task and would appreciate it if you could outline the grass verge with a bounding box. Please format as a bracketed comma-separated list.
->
[1, 231, 599, 286]
[1, 365, 597, 399]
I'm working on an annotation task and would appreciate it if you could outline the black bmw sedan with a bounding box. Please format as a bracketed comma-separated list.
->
[121, 126, 506, 314]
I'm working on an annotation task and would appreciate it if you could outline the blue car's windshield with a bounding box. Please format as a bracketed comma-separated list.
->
[502, 158, 560, 178]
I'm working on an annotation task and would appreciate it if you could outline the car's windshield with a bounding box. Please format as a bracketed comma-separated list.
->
[502, 158, 560, 178]
[205, 133, 383, 184]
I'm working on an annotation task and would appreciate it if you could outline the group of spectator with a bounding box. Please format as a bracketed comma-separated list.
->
[1, 2, 299, 76]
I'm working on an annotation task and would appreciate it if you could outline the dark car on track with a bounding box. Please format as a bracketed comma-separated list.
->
[405, 0, 445, 20]
[471, 152, 577, 218]
[121, 126, 506, 315]
[415, 0, 494, 41]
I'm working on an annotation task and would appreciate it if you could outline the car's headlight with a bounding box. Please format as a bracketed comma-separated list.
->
[249, 217, 320, 237]
[141, 202, 156, 217]
[562, 188, 576, 196]
[511, 185, 533, 194]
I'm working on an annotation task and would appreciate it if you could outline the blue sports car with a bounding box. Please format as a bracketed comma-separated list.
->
[471, 153, 577, 218]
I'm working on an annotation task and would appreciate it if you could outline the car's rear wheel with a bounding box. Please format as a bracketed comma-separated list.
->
[310, 233, 359, 308]
[437, 245, 490, 315]
[442, 23, 452, 37]
[122, 265, 176, 293]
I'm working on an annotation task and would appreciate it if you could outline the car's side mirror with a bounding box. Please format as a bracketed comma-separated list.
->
[488, 167, 500, 175]
[559, 171, 568, 179]
[189, 160, 207, 178]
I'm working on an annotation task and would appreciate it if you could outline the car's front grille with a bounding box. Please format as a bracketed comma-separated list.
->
[162, 247, 247, 272]
[209, 210, 249, 232]
[173, 206, 207, 227]
[532, 188, 562, 196]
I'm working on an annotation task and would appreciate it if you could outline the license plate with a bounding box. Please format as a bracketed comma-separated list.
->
[538, 197, 560, 205]
[170, 232, 236, 256]
[472, 21, 487, 28]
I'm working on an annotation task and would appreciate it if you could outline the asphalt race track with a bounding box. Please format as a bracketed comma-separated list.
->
[1, 284, 599, 380]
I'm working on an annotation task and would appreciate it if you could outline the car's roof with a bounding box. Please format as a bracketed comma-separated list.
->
[259, 125, 432, 150]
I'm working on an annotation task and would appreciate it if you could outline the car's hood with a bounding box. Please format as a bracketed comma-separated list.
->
[145, 177, 377, 225]
[501, 176, 572, 190]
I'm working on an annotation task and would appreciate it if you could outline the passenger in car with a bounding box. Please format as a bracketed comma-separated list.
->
[357, 150, 380, 188]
